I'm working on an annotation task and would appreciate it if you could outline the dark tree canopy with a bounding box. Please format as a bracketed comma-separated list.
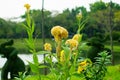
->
[0, 1, 120, 39]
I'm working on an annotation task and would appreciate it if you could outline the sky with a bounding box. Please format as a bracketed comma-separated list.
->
[0, 0, 120, 20]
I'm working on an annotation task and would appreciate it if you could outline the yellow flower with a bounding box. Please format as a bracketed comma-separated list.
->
[24, 3, 31, 10]
[79, 60, 87, 67]
[77, 60, 88, 73]
[77, 66, 84, 73]
[51, 26, 68, 42]
[60, 50, 65, 62]
[60, 27, 68, 38]
[44, 43, 52, 51]
[72, 34, 82, 42]
[65, 39, 78, 50]
[54, 36, 61, 43]
[73, 52, 77, 56]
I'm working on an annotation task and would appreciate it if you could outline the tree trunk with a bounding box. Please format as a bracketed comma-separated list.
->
[109, 1, 114, 65]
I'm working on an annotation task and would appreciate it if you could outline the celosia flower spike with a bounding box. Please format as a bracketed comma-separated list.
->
[65, 39, 78, 50]
[44, 43, 52, 51]
[24, 3, 31, 10]
[72, 34, 82, 43]
[51, 26, 68, 42]
[60, 50, 65, 62]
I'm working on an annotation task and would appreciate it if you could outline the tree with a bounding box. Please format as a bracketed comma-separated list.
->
[90, 0, 107, 12]
[88, 1, 120, 65]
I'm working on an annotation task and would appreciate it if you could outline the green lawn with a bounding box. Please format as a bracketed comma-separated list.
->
[0, 38, 55, 53]
[104, 64, 120, 80]
[0, 39, 120, 64]
[105, 41, 120, 64]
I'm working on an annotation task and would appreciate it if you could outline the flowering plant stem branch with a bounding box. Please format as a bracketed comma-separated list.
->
[56, 40, 62, 59]
[23, 4, 41, 80]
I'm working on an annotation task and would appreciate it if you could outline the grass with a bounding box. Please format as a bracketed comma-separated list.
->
[104, 64, 120, 80]
[0, 39, 119, 52]
[105, 45, 120, 53]
[0, 38, 55, 54]
[105, 41, 120, 64]
[0, 39, 120, 64]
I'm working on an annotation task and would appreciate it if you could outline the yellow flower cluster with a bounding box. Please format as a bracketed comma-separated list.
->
[24, 3, 31, 10]
[60, 50, 65, 62]
[65, 39, 78, 50]
[60, 50, 70, 62]
[65, 33, 82, 51]
[77, 60, 88, 73]
[51, 26, 68, 42]
[44, 43, 52, 51]
[72, 34, 82, 43]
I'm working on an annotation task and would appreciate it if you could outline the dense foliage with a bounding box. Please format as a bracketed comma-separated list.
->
[0, 1, 120, 41]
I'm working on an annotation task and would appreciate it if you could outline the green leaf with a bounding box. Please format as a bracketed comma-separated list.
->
[33, 53, 39, 65]
[22, 23, 28, 29]
[28, 62, 39, 74]
[72, 73, 85, 79]
[25, 39, 34, 52]
[26, 13, 31, 27]
[39, 65, 48, 69]
[78, 42, 87, 49]
[62, 46, 70, 61]
[69, 65, 75, 75]
[36, 51, 50, 55]
[77, 18, 87, 34]
[31, 20, 35, 34]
